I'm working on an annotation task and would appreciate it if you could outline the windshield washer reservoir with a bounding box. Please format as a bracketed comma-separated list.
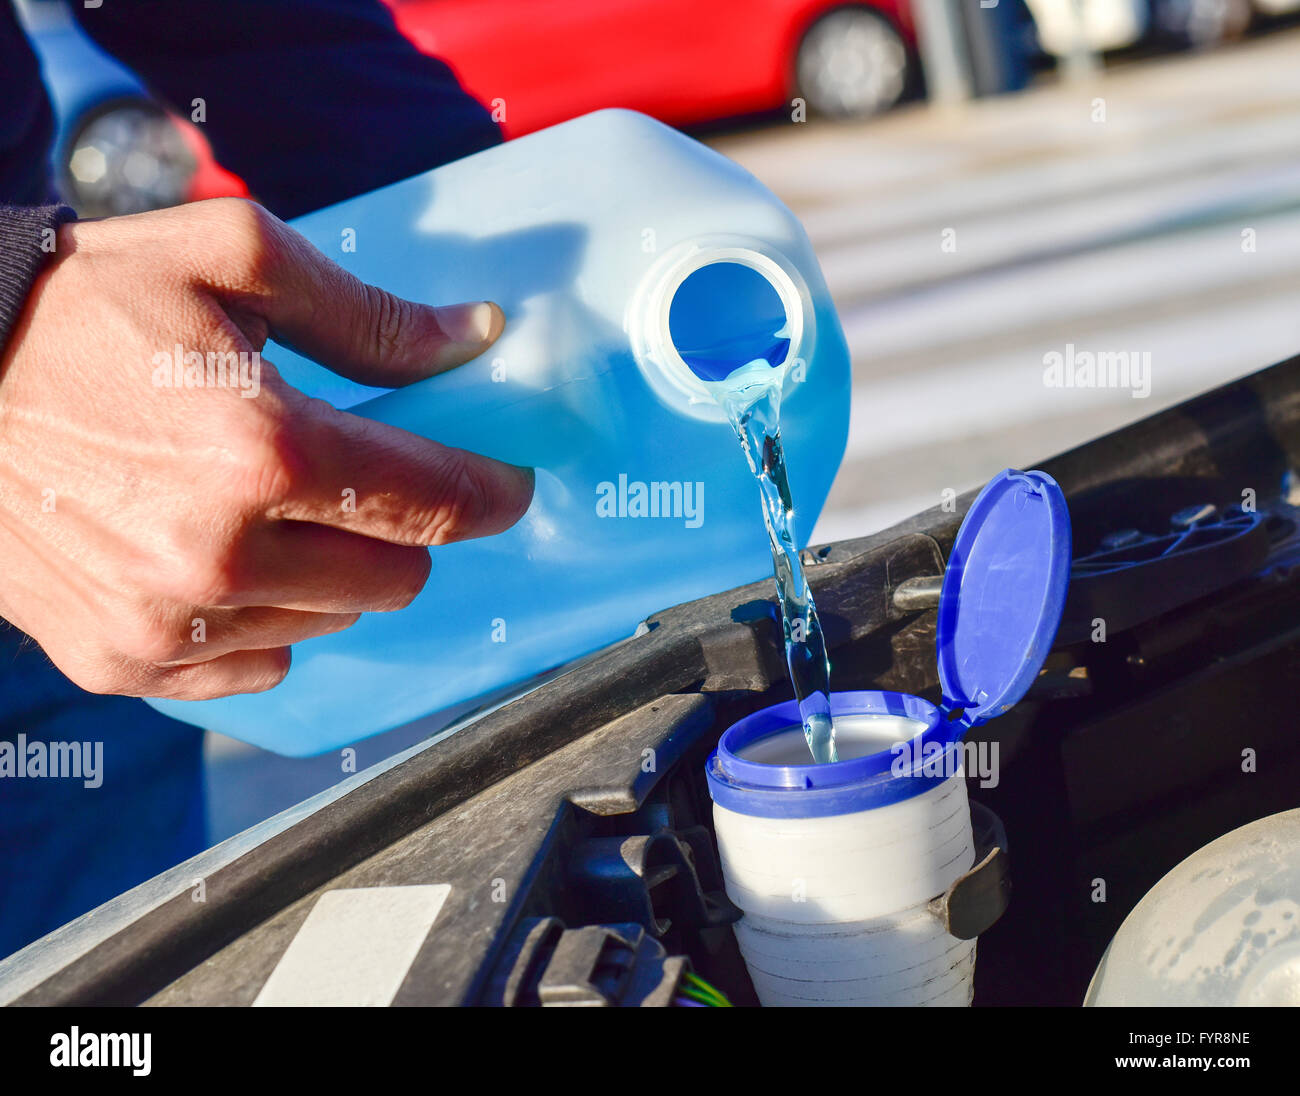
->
[705, 468, 1072, 1006]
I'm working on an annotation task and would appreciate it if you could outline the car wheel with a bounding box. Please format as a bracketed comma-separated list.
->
[795, 6, 910, 119]
[61, 100, 197, 217]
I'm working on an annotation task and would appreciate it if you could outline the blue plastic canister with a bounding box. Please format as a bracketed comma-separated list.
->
[145, 109, 851, 755]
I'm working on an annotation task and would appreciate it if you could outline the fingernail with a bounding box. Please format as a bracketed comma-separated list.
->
[503, 462, 535, 504]
[500, 463, 536, 530]
[434, 301, 503, 347]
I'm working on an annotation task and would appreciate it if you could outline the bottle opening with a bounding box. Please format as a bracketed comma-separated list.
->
[667, 261, 791, 382]
[630, 239, 811, 422]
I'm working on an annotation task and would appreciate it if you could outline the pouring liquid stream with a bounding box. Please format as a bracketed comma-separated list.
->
[670, 260, 835, 764]
[708, 361, 836, 764]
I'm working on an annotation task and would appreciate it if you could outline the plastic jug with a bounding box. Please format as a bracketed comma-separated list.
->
[146, 109, 852, 756]
[705, 470, 1071, 1006]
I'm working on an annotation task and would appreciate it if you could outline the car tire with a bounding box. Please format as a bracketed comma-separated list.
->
[795, 6, 910, 119]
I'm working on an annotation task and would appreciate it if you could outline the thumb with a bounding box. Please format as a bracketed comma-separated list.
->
[239, 214, 505, 387]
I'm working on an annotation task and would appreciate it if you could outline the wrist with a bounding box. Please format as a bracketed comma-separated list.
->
[0, 204, 78, 360]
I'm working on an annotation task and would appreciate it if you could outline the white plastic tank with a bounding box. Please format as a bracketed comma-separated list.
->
[709, 698, 977, 1005]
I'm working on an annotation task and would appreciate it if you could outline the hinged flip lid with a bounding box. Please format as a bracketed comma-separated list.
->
[937, 469, 1071, 730]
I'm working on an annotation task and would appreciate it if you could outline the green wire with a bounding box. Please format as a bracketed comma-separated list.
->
[685, 975, 729, 1007]
[686, 977, 728, 1003]
[683, 971, 732, 1007]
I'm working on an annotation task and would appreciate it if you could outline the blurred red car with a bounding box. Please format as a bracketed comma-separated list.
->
[384, 0, 917, 136]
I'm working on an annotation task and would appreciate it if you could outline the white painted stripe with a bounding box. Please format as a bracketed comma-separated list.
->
[838, 212, 1300, 365]
[810, 289, 1300, 543]
[795, 114, 1300, 244]
[816, 162, 1300, 303]
[253, 885, 450, 1007]
[841, 288, 1300, 464]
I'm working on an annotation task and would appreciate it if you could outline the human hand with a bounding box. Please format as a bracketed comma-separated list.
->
[0, 198, 532, 700]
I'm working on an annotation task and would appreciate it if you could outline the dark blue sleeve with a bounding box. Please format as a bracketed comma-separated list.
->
[72, 0, 501, 219]
[0, 0, 59, 206]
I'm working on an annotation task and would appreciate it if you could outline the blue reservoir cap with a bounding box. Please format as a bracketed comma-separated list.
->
[937, 469, 1071, 729]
